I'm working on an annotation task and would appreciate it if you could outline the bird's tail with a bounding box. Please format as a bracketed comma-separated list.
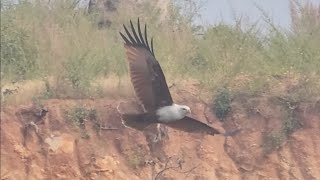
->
[121, 113, 156, 131]
[222, 128, 242, 137]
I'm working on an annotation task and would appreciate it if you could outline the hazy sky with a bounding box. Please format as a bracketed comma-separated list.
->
[199, 0, 320, 29]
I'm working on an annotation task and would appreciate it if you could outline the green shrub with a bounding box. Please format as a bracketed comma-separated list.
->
[1, 6, 38, 81]
[279, 98, 303, 136]
[66, 106, 96, 128]
[283, 115, 302, 136]
[213, 88, 231, 120]
[263, 131, 285, 155]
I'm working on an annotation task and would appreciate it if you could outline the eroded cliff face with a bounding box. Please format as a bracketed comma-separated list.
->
[1, 86, 320, 180]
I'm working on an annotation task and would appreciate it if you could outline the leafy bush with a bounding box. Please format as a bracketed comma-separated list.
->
[213, 88, 231, 120]
[1, 6, 38, 81]
[283, 115, 302, 136]
[279, 98, 303, 136]
[66, 106, 96, 128]
[263, 131, 285, 155]
[64, 52, 100, 92]
[263, 97, 303, 154]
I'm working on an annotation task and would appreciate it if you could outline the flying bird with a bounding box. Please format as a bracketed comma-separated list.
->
[119, 19, 236, 136]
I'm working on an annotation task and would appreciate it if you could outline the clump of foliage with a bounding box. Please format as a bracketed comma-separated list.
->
[263, 131, 285, 155]
[278, 97, 303, 136]
[283, 114, 302, 136]
[213, 88, 231, 121]
[263, 96, 303, 155]
[66, 106, 97, 128]
[41, 79, 54, 99]
[63, 51, 105, 96]
[1, 2, 38, 81]
[127, 145, 146, 169]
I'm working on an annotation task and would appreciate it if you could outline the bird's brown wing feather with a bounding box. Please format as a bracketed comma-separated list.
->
[164, 116, 221, 136]
[125, 46, 156, 111]
[120, 19, 173, 112]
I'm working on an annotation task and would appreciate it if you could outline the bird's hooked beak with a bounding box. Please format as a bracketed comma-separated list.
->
[187, 108, 191, 114]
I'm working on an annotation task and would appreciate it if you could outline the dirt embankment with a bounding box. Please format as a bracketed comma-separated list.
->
[1, 85, 320, 180]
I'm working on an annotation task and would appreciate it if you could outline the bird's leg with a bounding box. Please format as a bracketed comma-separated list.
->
[157, 124, 162, 141]
[156, 124, 168, 142]
[29, 121, 39, 133]
[151, 124, 163, 143]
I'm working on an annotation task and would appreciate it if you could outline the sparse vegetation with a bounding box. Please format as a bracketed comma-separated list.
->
[283, 114, 302, 136]
[127, 145, 146, 169]
[263, 131, 285, 155]
[263, 96, 304, 155]
[213, 88, 231, 120]
[66, 106, 97, 128]
[41, 79, 54, 100]
[153, 156, 198, 180]
[1, 0, 319, 103]
[278, 97, 303, 136]
[1, 2, 38, 82]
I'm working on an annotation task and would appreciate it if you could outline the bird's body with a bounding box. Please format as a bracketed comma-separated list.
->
[156, 104, 190, 122]
[118, 19, 238, 136]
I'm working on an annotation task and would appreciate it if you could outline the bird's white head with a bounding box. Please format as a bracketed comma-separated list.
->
[178, 105, 191, 116]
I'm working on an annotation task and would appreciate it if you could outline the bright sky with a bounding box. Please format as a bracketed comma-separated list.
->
[199, 0, 320, 29]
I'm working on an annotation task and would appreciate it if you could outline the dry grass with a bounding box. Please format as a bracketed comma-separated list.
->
[290, 0, 320, 33]
[1, 0, 320, 106]
[1, 80, 46, 105]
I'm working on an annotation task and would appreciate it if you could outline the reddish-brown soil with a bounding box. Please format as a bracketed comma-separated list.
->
[1, 84, 320, 180]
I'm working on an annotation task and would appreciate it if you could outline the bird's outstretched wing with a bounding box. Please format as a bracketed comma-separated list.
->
[120, 19, 173, 112]
[164, 116, 222, 136]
